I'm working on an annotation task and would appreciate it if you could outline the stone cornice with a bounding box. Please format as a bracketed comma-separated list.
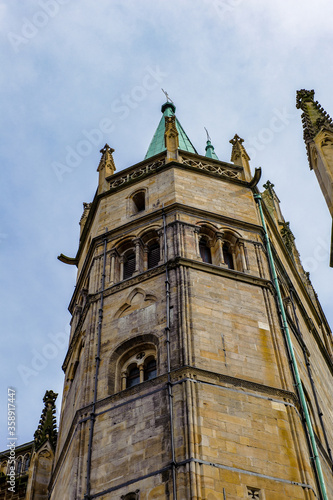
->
[173, 257, 272, 289]
[74, 151, 252, 266]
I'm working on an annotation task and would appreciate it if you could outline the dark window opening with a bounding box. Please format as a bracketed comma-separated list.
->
[133, 192, 145, 213]
[121, 492, 139, 500]
[144, 359, 157, 381]
[123, 252, 135, 279]
[223, 243, 234, 269]
[199, 239, 212, 264]
[24, 456, 30, 472]
[126, 365, 140, 388]
[16, 459, 22, 475]
[148, 243, 160, 269]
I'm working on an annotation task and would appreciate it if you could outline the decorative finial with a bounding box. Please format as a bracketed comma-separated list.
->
[204, 127, 211, 142]
[204, 129, 219, 160]
[34, 390, 58, 451]
[161, 88, 174, 103]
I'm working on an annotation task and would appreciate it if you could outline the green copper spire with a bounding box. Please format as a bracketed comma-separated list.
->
[145, 102, 197, 159]
[204, 128, 219, 160]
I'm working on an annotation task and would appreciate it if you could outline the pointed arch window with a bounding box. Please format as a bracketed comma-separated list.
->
[16, 456, 22, 475]
[199, 238, 212, 264]
[23, 454, 30, 472]
[223, 242, 234, 269]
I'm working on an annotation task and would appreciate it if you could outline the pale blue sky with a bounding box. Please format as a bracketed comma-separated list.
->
[1, 0, 332, 450]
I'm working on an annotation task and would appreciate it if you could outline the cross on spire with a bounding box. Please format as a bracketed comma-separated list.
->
[161, 88, 174, 103]
[204, 127, 211, 142]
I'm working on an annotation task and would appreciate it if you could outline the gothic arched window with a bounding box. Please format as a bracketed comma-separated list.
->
[23, 454, 30, 472]
[16, 456, 22, 475]
[199, 238, 212, 264]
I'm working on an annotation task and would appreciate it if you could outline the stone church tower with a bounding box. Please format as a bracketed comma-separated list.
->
[296, 89, 333, 266]
[2, 99, 332, 499]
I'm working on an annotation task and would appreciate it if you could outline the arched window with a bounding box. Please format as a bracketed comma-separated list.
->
[23, 454, 30, 472]
[144, 358, 157, 381]
[223, 242, 234, 269]
[199, 238, 212, 264]
[120, 348, 157, 391]
[0, 461, 7, 475]
[147, 242, 160, 269]
[123, 251, 136, 279]
[126, 364, 140, 388]
[132, 191, 145, 213]
[16, 456, 22, 475]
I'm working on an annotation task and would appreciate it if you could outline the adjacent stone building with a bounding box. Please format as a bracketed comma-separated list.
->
[1, 97, 333, 499]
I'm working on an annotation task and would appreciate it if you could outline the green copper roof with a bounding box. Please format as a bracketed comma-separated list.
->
[205, 140, 219, 160]
[145, 102, 197, 159]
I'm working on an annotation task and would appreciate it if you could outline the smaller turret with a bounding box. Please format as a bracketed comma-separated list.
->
[229, 134, 252, 181]
[97, 143, 116, 194]
[204, 128, 219, 160]
[33, 390, 58, 452]
[296, 89, 333, 266]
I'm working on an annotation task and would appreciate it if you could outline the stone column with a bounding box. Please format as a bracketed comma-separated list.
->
[216, 231, 226, 267]
[121, 371, 127, 391]
[194, 228, 200, 258]
[158, 229, 165, 263]
[110, 250, 117, 284]
[239, 241, 248, 272]
[138, 364, 145, 384]
[134, 238, 142, 275]
[143, 245, 149, 271]
[119, 256, 124, 281]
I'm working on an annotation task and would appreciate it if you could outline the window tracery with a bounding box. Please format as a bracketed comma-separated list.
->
[119, 348, 157, 391]
[247, 487, 260, 499]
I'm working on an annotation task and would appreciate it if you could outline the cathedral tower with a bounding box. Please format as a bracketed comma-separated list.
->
[296, 89, 333, 266]
[48, 100, 333, 500]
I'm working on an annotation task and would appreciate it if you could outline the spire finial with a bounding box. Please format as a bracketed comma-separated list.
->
[204, 128, 219, 160]
[204, 127, 211, 142]
[161, 88, 174, 103]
